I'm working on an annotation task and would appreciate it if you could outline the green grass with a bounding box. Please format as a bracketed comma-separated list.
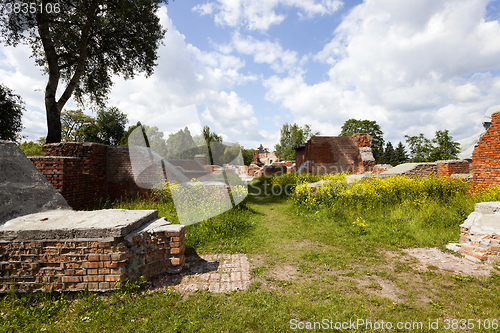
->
[2, 175, 500, 332]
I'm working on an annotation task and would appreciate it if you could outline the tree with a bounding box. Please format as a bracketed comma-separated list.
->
[95, 106, 127, 145]
[405, 133, 433, 162]
[429, 130, 460, 161]
[61, 109, 95, 141]
[18, 137, 46, 156]
[381, 142, 398, 166]
[340, 119, 384, 162]
[394, 141, 409, 165]
[1, 0, 168, 143]
[0, 83, 25, 142]
[166, 127, 196, 159]
[275, 123, 318, 160]
[200, 126, 223, 164]
[242, 148, 257, 166]
[60, 106, 127, 144]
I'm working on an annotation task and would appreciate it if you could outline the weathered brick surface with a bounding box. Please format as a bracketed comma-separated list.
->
[28, 143, 167, 209]
[459, 227, 500, 264]
[0, 227, 185, 293]
[436, 160, 470, 177]
[294, 134, 375, 174]
[29, 142, 107, 210]
[473, 112, 500, 188]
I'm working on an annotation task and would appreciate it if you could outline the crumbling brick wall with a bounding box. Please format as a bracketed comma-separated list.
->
[473, 112, 500, 188]
[294, 134, 375, 174]
[436, 160, 470, 177]
[106, 146, 164, 202]
[0, 224, 185, 293]
[29, 143, 107, 210]
[29, 143, 167, 209]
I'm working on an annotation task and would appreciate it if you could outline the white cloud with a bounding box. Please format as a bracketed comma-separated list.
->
[1, 7, 262, 145]
[231, 32, 299, 73]
[192, 3, 214, 15]
[192, 0, 343, 31]
[265, 0, 500, 143]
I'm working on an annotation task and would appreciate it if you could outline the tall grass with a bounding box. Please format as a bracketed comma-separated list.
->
[93, 185, 255, 253]
[285, 174, 500, 249]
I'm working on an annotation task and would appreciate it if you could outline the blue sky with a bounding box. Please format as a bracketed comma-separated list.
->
[2, 0, 500, 152]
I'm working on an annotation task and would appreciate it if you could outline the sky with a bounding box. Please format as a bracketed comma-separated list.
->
[2, 0, 500, 151]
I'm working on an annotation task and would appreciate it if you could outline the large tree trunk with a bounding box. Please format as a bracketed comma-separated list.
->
[45, 98, 61, 143]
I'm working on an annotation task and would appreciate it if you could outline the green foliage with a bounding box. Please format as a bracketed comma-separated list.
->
[121, 121, 150, 146]
[275, 123, 318, 160]
[60, 107, 127, 144]
[18, 138, 45, 156]
[0, 83, 25, 142]
[166, 126, 197, 159]
[242, 147, 257, 166]
[405, 133, 433, 162]
[394, 141, 409, 165]
[340, 119, 384, 162]
[61, 109, 95, 142]
[1, 0, 168, 143]
[184, 203, 255, 252]
[96, 107, 128, 145]
[381, 142, 396, 166]
[405, 130, 460, 162]
[115, 276, 147, 294]
[430, 129, 461, 161]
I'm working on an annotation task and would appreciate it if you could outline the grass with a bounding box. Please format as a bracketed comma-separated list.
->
[2, 175, 500, 332]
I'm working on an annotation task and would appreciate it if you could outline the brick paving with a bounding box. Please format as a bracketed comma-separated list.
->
[147, 254, 251, 293]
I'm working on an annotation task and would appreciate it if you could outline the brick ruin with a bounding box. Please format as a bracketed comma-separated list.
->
[473, 111, 500, 188]
[454, 202, 500, 264]
[0, 141, 186, 293]
[374, 160, 470, 178]
[28, 142, 217, 210]
[0, 210, 185, 293]
[447, 110, 500, 264]
[293, 134, 376, 175]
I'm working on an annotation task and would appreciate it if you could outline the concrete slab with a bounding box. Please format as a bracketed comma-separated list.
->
[378, 163, 421, 175]
[460, 202, 500, 236]
[0, 141, 71, 223]
[0, 209, 158, 241]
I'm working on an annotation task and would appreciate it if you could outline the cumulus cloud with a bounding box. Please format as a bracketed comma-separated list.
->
[230, 32, 299, 73]
[265, 0, 500, 143]
[1, 7, 263, 145]
[192, 0, 343, 31]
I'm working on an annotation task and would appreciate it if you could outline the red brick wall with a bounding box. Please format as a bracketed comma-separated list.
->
[29, 143, 169, 209]
[294, 135, 374, 174]
[473, 112, 500, 188]
[0, 227, 185, 293]
[106, 146, 163, 202]
[436, 160, 470, 177]
[29, 142, 107, 210]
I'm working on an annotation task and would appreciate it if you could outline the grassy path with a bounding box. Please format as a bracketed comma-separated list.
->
[2, 191, 500, 332]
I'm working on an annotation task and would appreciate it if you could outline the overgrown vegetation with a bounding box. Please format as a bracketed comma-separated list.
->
[3, 174, 500, 332]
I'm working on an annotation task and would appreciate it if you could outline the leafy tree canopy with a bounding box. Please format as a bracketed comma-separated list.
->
[60, 106, 127, 145]
[96, 106, 127, 145]
[340, 119, 384, 162]
[0, 83, 25, 142]
[275, 123, 319, 160]
[18, 137, 45, 156]
[404, 133, 433, 162]
[1, 0, 168, 143]
[166, 127, 197, 160]
[430, 130, 461, 161]
[61, 109, 94, 142]
[405, 130, 460, 162]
